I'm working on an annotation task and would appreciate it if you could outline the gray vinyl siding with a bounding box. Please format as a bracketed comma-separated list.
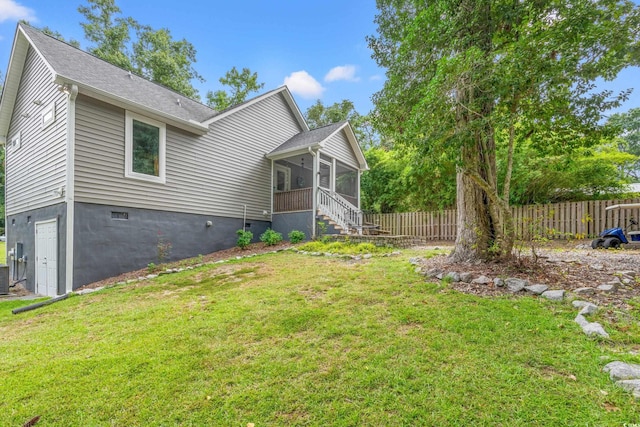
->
[74, 92, 302, 220]
[5, 47, 67, 216]
[322, 130, 359, 170]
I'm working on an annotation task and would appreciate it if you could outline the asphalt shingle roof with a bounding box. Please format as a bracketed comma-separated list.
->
[21, 24, 216, 123]
[269, 121, 345, 155]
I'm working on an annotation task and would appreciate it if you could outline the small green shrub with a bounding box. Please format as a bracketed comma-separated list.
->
[147, 262, 157, 274]
[316, 221, 327, 237]
[236, 229, 253, 250]
[260, 228, 283, 246]
[288, 230, 306, 244]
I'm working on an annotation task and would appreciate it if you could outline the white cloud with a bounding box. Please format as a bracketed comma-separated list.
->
[324, 65, 360, 83]
[369, 74, 383, 81]
[283, 71, 325, 99]
[0, 0, 37, 23]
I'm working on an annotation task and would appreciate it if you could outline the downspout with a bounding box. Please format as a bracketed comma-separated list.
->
[65, 84, 78, 294]
[309, 147, 317, 238]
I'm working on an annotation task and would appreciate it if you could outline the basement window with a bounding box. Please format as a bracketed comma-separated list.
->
[125, 111, 166, 184]
[111, 211, 129, 220]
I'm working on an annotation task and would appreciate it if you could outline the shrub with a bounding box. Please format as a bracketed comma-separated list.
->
[260, 228, 283, 246]
[288, 230, 306, 244]
[236, 229, 253, 250]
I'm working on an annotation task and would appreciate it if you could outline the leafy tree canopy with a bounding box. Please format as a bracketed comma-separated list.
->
[368, 0, 640, 261]
[206, 67, 264, 111]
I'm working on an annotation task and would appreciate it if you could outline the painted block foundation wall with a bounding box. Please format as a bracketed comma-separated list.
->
[6, 203, 67, 294]
[72, 203, 272, 287]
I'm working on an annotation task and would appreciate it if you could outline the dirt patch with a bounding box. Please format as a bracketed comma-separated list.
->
[79, 243, 291, 291]
[416, 241, 640, 310]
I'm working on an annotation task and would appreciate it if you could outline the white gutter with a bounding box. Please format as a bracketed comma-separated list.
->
[65, 84, 78, 293]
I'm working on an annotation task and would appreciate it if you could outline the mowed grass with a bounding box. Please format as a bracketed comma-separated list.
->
[1, 250, 639, 426]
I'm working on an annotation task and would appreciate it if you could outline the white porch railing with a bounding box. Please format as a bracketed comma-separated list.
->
[317, 187, 363, 234]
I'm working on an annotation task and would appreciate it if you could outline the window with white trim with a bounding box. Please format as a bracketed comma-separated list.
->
[125, 111, 166, 183]
[42, 102, 55, 128]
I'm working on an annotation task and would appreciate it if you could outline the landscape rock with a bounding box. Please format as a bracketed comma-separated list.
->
[435, 273, 444, 280]
[591, 264, 605, 271]
[505, 278, 528, 292]
[494, 278, 505, 287]
[414, 267, 423, 274]
[597, 284, 617, 293]
[445, 272, 461, 282]
[616, 270, 636, 278]
[459, 272, 473, 283]
[615, 380, 640, 399]
[541, 289, 565, 301]
[426, 268, 443, 278]
[409, 257, 421, 265]
[578, 303, 598, 316]
[525, 284, 548, 295]
[363, 254, 373, 259]
[471, 275, 492, 285]
[146, 274, 158, 279]
[572, 300, 591, 309]
[582, 322, 609, 338]
[573, 287, 595, 295]
[574, 314, 589, 327]
[603, 361, 640, 381]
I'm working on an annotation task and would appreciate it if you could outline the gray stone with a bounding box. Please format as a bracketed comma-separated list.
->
[582, 322, 609, 338]
[573, 287, 595, 295]
[603, 361, 640, 381]
[445, 272, 461, 282]
[471, 275, 492, 285]
[426, 268, 442, 278]
[541, 289, 565, 301]
[363, 254, 373, 259]
[146, 274, 158, 279]
[494, 278, 505, 287]
[414, 267, 422, 274]
[591, 264, 604, 271]
[574, 314, 589, 327]
[459, 272, 473, 283]
[75, 288, 95, 295]
[578, 303, 598, 316]
[572, 300, 591, 309]
[597, 284, 617, 293]
[409, 257, 421, 265]
[525, 284, 548, 295]
[435, 273, 444, 280]
[617, 270, 636, 278]
[622, 278, 632, 285]
[615, 380, 640, 399]
[505, 278, 528, 292]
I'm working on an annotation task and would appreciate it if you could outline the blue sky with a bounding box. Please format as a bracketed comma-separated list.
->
[0, 0, 638, 118]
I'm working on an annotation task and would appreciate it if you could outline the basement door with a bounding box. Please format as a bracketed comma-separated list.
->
[35, 219, 58, 297]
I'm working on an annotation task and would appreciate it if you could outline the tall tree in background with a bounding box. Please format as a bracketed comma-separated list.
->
[369, 0, 640, 262]
[304, 99, 378, 149]
[206, 67, 264, 111]
[78, 0, 203, 99]
[609, 108, 640, 179]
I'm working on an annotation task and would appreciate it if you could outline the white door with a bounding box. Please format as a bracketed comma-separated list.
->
[35, 219, 58, 297]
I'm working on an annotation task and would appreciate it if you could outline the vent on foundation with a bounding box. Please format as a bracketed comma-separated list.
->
[111, 211, 129, 220]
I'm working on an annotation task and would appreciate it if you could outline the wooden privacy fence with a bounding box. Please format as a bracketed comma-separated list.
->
[363, 198, 640, 241]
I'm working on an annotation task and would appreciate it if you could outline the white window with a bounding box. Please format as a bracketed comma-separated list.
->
[42, 103, 56, 128]
[125, 111, 166, 184]
[9, 131, 21, 151]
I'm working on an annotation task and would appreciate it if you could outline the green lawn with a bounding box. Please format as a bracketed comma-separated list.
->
[1, 249, 638, 426]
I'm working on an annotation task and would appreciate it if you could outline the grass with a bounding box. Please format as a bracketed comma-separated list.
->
[1, 250, 639, 426]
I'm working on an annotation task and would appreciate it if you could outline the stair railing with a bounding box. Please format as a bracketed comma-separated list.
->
[317, 187, 362, 234]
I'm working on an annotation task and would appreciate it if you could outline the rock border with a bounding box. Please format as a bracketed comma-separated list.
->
[412, 257, 640, 400]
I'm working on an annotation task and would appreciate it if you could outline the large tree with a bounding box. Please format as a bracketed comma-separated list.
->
[304, 99, 378, 149]
[79, 0, 203, 99]
[369, 0, 640, 261]
[609, 107, 640, 179]
[206, 67, 264, 111]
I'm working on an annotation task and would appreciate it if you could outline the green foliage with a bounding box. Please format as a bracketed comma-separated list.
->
[147, 262, 157, 274]
[304, 99, 378, 149]
[260, 228, 283, 246]
[368, 0, 640, 259]
[316, 221, 327, 237]
[287, 230, 306, 244]
[609, 108, 640, 179]
[78, 0, 202, 99]
[206, 67, 264, 111]
[298, 240, 393, 255]
[236, 229, 253, 250]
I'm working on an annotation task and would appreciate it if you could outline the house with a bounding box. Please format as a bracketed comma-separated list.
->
[0, 24, 368, 297]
